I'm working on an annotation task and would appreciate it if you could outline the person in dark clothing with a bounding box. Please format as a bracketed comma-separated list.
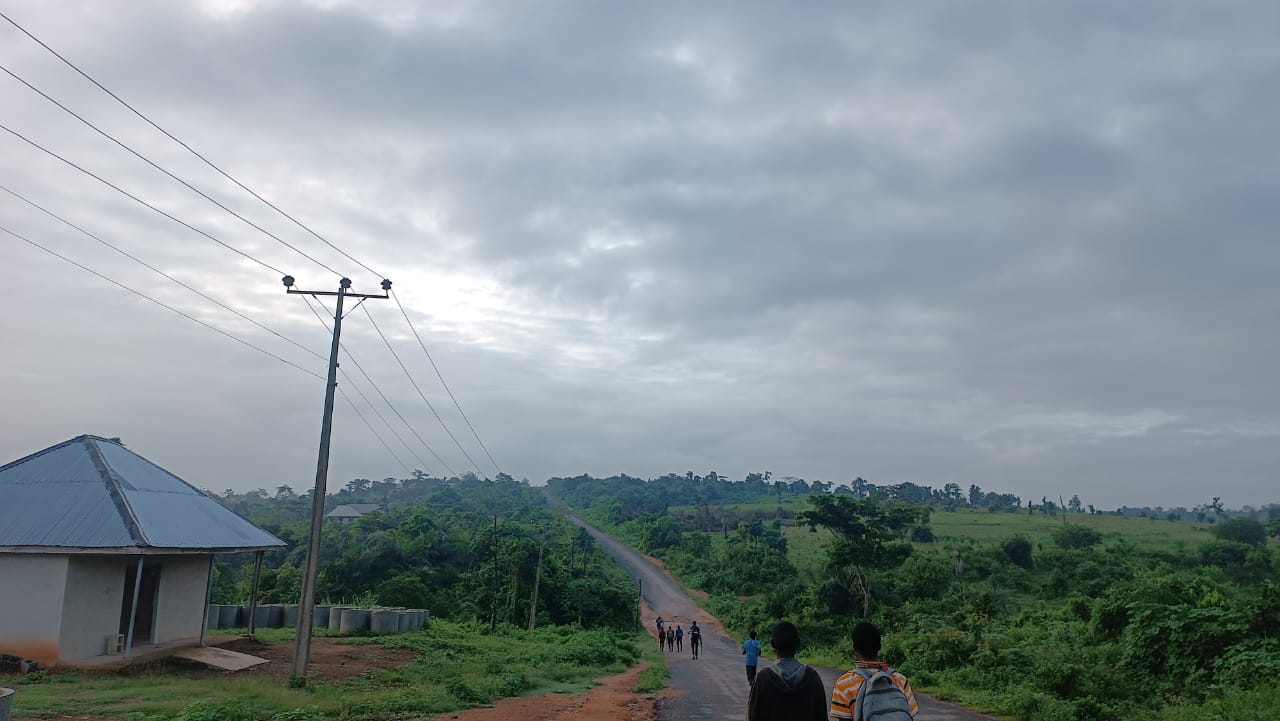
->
[745, 621, 827, 721]
[690, 621, 703, 659]
[666, 626, 675, 651]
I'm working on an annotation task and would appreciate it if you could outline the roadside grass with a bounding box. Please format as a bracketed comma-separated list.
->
[631, 634, 668, 694]
[6, 621, 641, 720]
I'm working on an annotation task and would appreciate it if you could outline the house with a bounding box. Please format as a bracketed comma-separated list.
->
[325, 503, 382, 523]
[0, 435, 284, 667]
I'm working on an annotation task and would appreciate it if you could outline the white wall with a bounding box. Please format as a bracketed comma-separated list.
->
[152, 555, 211, 645]
[0, 554, 68, 665]
[59, 556, 127, 661]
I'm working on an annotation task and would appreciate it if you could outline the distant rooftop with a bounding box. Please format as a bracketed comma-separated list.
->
[0, 435, 285, 553]
[326, 504, 382, 518]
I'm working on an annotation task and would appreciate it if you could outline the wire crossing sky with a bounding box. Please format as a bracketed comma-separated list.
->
[2, 0, 1278, 507]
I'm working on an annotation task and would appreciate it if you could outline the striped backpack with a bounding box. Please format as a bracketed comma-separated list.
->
[853, 668, 912, 721]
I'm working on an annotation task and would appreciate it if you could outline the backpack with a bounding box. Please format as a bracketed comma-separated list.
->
[853, 668, 912, 721]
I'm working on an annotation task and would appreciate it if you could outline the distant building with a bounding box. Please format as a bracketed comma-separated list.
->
[326, 503, 383, 523]
[0, 435, 284, 667]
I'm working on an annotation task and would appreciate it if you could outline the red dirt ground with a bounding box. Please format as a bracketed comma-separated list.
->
[428, 663, 661, 721]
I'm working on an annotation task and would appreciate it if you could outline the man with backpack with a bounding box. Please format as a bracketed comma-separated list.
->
[675, 624, 684, 652]
[746, 621, 827, 721]
[689, 621, 703, 659]
[829, 621, 918, 721]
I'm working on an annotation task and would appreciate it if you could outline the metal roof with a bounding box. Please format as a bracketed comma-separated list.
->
[0, 435, 285, 552]
[326, 504, 382, 518]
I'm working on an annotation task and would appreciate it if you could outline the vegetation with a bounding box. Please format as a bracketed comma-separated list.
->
[213, 474, 637, 631]
[549, 472, 1280, 721]
[9, 621, 643, 720]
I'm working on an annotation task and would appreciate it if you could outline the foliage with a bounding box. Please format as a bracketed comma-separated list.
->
[1000, 534, 1034, 568]
[1052, 523, 1103, 550]
[212, 476, 637, 631]
[1212, 518, 1268, 546]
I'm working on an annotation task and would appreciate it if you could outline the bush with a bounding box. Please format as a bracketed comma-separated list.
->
[1053, 524, 1103, 550]
[1001, 535, 1034, 569]
[1211, 518, 1268, 547]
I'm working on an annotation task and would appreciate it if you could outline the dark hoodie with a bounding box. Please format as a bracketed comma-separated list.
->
[746, 658, 828, 721]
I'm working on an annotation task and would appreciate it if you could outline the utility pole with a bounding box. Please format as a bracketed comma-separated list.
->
[527, 532, 546, 630]
[286, 275, 390, 683]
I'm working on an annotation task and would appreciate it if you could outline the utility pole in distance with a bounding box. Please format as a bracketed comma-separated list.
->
[285, 274, 390, 684]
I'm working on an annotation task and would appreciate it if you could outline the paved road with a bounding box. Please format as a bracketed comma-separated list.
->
[552, 501, 994, 721]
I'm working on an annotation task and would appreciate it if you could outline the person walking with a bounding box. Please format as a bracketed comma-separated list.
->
[656, 616, 665, 648]
[690, 621, 703, 659]
[666, 626, 675, 652]
[742, 629, 763, 684]
[675, 624, 684, 652]
[745, 621, 827, 721]
[829, 621, 918, 721]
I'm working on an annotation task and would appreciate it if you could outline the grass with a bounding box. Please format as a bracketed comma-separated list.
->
[631, 634, 668, 694]
[7, 621, 643, 720]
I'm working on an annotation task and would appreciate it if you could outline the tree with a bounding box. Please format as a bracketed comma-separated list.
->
[797, 495, 921, 619]
[1211, 518, 1267, 547]
[1001, 535, 1034, 568]
[1069, 495, 1083, 513]
[1269, 519, 1280, 539]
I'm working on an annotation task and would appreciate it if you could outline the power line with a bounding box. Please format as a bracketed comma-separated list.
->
[301, 295, 438, 475]
[0, 63, 343, 278]
[391, 289, 502, 475]
[3, 189, 409, 478]
[1, 223, 322, 379]
[1, 9, 500, 474]
[336, 386, 412, 477]
[361, 303, 483, 474]
[0, 8, 383, 282]
[1, 183, 325, 363]
[0, 122, 284, 276]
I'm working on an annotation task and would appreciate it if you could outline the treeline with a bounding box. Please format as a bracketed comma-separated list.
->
[548, 472, 1023, 521]
[211, 474, 637, 631]
[550, 473, 1280, 721]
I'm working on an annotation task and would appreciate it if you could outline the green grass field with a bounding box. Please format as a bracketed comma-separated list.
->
[6, 622, 644, 720]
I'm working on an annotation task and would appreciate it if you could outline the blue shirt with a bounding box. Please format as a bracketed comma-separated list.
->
[743, 638, 762, 665]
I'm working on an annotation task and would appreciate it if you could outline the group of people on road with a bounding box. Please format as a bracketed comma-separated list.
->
[744, 620, 918, 721]
[656, 613, 917, 720]
[654, 616, 702, 658]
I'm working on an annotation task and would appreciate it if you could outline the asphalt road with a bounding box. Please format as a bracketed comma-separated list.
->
[553, 502, 995, 721]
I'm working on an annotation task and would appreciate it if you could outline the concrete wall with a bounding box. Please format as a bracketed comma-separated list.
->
[152, 555, 211, 645]
[59, 556, 128, 662]
[0, 554, 68, 665]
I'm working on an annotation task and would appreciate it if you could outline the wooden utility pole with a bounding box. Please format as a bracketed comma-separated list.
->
[528, 533, 546, 630]
[286, 275, 390, 683]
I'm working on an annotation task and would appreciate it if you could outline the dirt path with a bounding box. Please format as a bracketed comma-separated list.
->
[551, 500, 998, 721]
[431, 663, 658, 721]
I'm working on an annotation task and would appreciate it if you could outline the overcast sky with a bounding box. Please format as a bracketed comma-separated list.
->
[3, 0, 1278, 509]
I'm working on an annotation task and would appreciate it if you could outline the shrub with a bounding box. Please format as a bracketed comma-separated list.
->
[1001, 535, 1034, 569]
[1211, 518, 1267, 547]
[1053, 524, 1103, 550]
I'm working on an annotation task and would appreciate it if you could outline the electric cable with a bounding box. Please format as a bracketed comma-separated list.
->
[2, 223, 322, 379]
[391, 288, 502, 475]
[2, 9, 501, 473]
[1, 183, 325, 363]
[336, 386, 412, 477]
[0, 63, 342, 278]
[0, 122, 285, 276]
[361, 303, 482, 474]
[301, 295, 438, 474]
[1, 9, 383, 281]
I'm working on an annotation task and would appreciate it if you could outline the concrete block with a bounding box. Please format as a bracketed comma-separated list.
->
[206, 605, 220, 630]
[313, 606, 330, 628]
[397, 611, 414, 633]
[283, 605, 300, 627]
[370, 609, 399, 634]
[327, 607, 348, 632]
[339, 608, 370, 634]
[218, 605, 240, 628]
[0, 687, 14, 721]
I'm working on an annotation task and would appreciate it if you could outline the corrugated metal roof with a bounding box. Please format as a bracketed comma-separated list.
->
[327, 504, 381, 518]
[0, 435, 285, 551]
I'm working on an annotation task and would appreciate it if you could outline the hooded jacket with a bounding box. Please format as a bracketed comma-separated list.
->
[746, 658, 828, 721]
